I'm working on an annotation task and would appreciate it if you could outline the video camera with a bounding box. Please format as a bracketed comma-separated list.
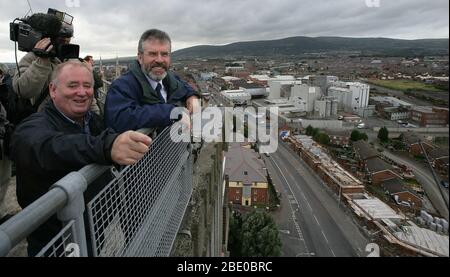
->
[10, 8, 79, 60]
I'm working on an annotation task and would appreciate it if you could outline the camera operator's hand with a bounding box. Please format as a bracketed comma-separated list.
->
[32, 38, 53, 60]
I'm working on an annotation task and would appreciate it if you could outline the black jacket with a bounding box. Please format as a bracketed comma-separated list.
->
[11, 101, 119, 208]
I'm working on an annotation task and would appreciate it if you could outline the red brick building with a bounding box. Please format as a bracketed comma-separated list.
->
[325, 129, 351, 148]
[287, 135, 365, 197]
[381, 178, 423, 209]
[410, 106, 449, 127]
[366, 157, 402, 185]
[224, 144, 269, 207]
[428, 148, 449, 178]
[401, 132, 436, 157]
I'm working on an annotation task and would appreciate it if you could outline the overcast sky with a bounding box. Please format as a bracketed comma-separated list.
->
[0, 0, 448, 62]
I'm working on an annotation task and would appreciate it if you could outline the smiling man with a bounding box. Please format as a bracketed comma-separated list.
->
[10, 61, 152, 256]
[104, 29, 200, 133]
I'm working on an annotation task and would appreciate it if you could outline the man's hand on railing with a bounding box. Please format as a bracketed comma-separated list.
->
[111, 131, 152, 165]
[180, 112, 191, 131]
[186, 96, 201, 115]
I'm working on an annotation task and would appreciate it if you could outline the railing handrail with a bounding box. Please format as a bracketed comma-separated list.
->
[0, 127, 171, 257]
[102, 79, 112, 86]
[0, 163, 112, 256]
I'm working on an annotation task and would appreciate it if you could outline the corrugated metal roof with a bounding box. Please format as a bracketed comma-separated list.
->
[395, 226, 449, 257]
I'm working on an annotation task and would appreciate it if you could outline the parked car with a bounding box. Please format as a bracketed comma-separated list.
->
[441, 180, 449, 189]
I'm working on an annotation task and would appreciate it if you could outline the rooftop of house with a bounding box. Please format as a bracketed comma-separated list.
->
[366, 157, 395, 174]
[428, 148, 450, 160]
[353, 140, 379, 161]
[224, 143, 267, 184]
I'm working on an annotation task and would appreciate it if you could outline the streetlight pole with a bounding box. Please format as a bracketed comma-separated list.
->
[338, 186, 342, 207]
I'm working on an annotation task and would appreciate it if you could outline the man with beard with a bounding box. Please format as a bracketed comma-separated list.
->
[104, 29, 200, 133]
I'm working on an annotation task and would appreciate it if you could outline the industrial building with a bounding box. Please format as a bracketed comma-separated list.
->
[252, 98, 307, 116]
[371, 96, 413, 121]
[267, 79, 302, 99]
[291, 84, 322, 113]
[236, 81, 269, 98]
[410, 106, 449, 127]
[301, 75, 339, 95]
[381, 107, 411, 121]
[220, 89, 251, 106]
[314, 96, 339, 118]
[225, 61, 245, 73]
[371, 96, 413, 108]
[328, 81, 370, 113]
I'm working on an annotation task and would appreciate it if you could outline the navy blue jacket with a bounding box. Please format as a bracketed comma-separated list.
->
[104, 60, 199, 132]
[11, 101, 119, 255]
[11, 101, 118, 208]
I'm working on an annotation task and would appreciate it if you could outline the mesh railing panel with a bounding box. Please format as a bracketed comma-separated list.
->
[97, 83, 109, 116]
[87, 127, 193, 257]
[36, 220, 77, 257]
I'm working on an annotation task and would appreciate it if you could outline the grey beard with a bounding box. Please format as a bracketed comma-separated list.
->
[141, 66, 167, 81]
[148, 71, 167, 81]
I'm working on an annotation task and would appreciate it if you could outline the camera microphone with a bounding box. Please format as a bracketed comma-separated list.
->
[27, 13, 61, 37]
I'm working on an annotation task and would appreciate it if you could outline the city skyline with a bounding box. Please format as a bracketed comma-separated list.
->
[0, 0, 448, 62]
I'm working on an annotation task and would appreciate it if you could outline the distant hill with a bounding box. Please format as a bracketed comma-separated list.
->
[97, 56, 136, 65]
[172, 36, 449, 59]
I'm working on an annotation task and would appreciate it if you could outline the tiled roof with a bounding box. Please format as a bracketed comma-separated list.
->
[353, 140, 378, 160]
[224, 143, 267, 183]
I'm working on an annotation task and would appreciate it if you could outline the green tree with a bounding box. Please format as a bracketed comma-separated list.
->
[360, 132, 368, 141]
[313, 131, 321, 142]
[351, 130, 368, 142]
[378, 127, 389, 143]
[311, 127, 319, 138]
[313, 132, 330, 145]
[241, 210, 282, 257]
[228, 213, 243, 257]
[351, 130, 361, 142]
[305, 125, 314, 136]
[319, 133, 331, 145]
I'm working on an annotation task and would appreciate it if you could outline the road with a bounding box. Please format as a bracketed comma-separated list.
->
[381, 150, 449, 220]
[265, 141, 368, 257]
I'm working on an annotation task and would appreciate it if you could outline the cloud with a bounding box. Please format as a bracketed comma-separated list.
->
[0, 0, 448, 62]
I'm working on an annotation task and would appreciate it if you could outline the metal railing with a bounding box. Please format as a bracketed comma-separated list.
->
[0, 126, 193, 257]
[96, 79, 111, 117]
